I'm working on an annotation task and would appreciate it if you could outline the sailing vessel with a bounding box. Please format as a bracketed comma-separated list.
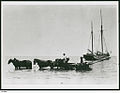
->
[83, 10, 111, 61]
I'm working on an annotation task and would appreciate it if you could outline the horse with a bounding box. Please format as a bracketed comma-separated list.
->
[53, 57, 71, 70]
[33, 59, 53, 70]
[8, 58, 32, 70]
[64, 63, 76, 70]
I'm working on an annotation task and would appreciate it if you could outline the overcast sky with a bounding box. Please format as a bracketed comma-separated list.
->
[2, 3, 118, 56]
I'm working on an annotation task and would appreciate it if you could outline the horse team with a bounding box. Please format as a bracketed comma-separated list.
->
[8, 57, 91, 71]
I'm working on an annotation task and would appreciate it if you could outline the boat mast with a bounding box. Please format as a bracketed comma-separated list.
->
[100, 9, 104, 54]
[91, 21, 94, 54]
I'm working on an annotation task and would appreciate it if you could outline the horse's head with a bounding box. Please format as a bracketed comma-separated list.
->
[8, 59, 13, 64]
[33, 59, 37, 65]
[47, 60, 52, 63]
[66, 58, 70, 62]
[67, 58, 70, 61]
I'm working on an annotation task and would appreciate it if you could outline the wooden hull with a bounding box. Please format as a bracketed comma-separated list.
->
[83, 53, 110, 61]
[83, 54, 97, 61]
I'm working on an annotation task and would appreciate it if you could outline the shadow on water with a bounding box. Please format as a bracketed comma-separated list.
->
[8, 69, 33, 74]
[76, 68, 92, 73]
[50, 69, 74, 72]
[10, 67, 93, 73]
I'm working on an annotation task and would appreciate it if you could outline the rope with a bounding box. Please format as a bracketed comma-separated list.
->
[103, 36, 108, 52]
[87, 34, 92, 51]
[96, 31, 100, 52]
[93, 34, 95, 53]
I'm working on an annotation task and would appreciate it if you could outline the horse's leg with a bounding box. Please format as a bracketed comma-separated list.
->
[56, 64, 59, 69]
[19, 66, 21, 70]
[29, 65, 31, 69]
[28, 65, 30, 69]
[29, 66, 31, 69]
[15, 67, 17, 70]
[27, 66, 29, 69]
[39, 66, 42, 70]
[26, 66, 28, 69]
[50, 66, 53, 69]
[30, 65, 32, 69]
[16, 67, 19, 70]
[27, 65, 29, 69]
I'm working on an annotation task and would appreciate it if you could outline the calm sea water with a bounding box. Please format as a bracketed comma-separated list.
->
[2, 56, 119, 89]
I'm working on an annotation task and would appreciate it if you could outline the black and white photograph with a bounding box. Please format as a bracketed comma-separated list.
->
[1, 1, 119, 89]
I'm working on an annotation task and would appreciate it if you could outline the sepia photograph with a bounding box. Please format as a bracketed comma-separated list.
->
[1, 1, 119, 89]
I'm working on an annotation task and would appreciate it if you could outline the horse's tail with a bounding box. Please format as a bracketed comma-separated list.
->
[30, 62, 32, 69]
[29, 61, 32, 68]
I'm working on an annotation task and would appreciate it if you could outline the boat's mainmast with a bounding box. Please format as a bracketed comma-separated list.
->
[91, 21, 94, 54]
[100, 9, 104, 54]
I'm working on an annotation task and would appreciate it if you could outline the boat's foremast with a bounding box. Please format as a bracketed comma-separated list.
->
[91, 21, 94, 55]
[100, 9, 104, 54]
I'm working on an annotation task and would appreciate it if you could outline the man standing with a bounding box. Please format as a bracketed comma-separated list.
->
[62, 53, 68, 63]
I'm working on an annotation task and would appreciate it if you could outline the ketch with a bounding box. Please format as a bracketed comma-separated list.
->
[83, 10, 111, 61]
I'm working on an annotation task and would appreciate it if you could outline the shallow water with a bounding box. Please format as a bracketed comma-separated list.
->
[2, 56, 119, 89]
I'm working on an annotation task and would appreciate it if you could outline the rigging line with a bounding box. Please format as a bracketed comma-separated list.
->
[103, 36, 108, 52]
[93, 34, 95, 52]
[96, 31, 100, 52]
[87, 34, 92, 51]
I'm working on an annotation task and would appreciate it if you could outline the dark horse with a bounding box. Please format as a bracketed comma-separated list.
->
[8, 58, 32, 70]
[33, 59, 53, 70]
